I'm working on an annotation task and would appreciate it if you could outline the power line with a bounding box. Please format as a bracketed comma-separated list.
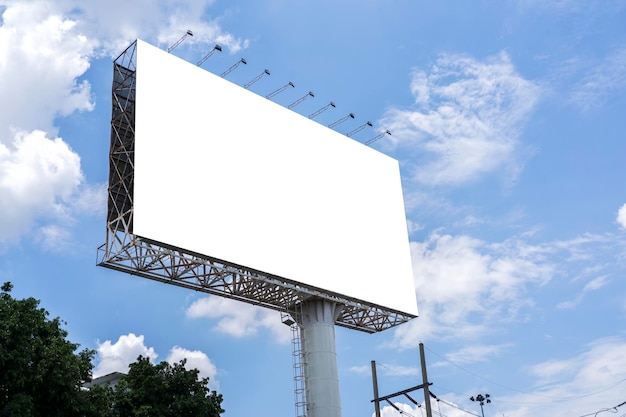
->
[578, 399, 626, 417]
[425, 346, 626, 402]
[431, 391, 481, 417]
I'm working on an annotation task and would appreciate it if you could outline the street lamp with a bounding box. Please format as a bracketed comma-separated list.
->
[470, 393, 491, 417]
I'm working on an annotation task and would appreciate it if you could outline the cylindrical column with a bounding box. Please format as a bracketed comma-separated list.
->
[300, 299, 342, 417]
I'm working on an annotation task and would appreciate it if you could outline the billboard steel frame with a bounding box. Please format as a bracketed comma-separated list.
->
[97, 41, 415, 334]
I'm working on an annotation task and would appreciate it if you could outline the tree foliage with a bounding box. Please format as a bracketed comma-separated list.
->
[112, 356, 224, 417]
[0, 283, 224, 417]
[0, 282, 94, 417]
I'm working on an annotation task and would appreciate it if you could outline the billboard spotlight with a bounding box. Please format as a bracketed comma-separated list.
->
[167, 29, 193, 53]
[328, 112, 355, 128]
[308, 101, 336, 119]
[288, 91, 315, 109]
[365, 129, 392, 145]
[244, 69, 271, 89]
[265, 81, 295, 99]
[346, 121, 373, 137]
[197, 44, 222, 67]
[220, 58, 247, 78]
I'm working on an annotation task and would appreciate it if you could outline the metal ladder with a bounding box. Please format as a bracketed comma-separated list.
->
[282, 309, 307, 417]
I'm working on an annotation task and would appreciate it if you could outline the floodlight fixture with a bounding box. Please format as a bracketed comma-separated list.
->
[220, 58, 247, 78]
[265, 81, 295, 99]
[288, 91, 315, 109]
[346, 121, 373, 137]
[328, 112, 355, 129]
[308, 101, 336, 119]
[167, 29, 193, 53]
[365, 129, 391, 145]
[470, 393, 491, 417]
[244, 69, 271, 89]
[197, 44, 222, 67]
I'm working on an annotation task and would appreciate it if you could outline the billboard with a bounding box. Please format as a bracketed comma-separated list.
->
[132, 40, 417, 317]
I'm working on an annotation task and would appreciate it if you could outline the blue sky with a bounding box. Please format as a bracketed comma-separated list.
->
[1, 1, 626, 417]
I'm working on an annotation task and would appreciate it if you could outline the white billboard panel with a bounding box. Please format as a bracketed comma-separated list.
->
[133, 40, 417, 316]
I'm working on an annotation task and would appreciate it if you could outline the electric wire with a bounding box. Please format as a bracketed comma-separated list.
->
[431, 391, 481, 417]
[385, 400, 417, 417]
[425, 346, 626, 402]
[578, 399, 626, 417]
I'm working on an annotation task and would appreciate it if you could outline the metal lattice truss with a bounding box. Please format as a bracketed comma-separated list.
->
[97, 40, 415, 333]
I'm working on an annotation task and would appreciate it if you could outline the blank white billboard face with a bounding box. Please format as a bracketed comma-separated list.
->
[133, 40, 417, 316]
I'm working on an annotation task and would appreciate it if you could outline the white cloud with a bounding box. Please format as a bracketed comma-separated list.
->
[350, 363, 420, 378]
[70, 182, 108, 216]
[32, 0, 248, 55]
[167, 346, 219, 389]
[0, 3, 93, 244]
[0, 3, 95, 139]
[0, 1, 246, 246]
[495, 337, 626, 417]
[444, 344, 513, 364]
[390, 230, 621, 349]
[556, 274, 611, 310]
[378, 364, 421, 378]
[186, 296, 291, 343]
[380, 52, 540, 186]
[94, 334, 220, 388]
[35, 224, 72, 252]
[617, 203, 626, 229]
[93, 333, 158, 377]
[410, 232, 551, 336]
[570, 46, 626, 112]
[582, 275, 610, 292]
[0, 130, 82, 243]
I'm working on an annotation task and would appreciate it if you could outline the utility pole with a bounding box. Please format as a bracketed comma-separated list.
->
[420, 343, 433, 417]
[371, 361, 381, 417]
[370, 343, 433, 417]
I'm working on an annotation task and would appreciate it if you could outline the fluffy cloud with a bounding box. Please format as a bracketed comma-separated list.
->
[495, 337, 626, 417]
[186, 296, 291, 343]
[58, 0, 248, 53]
[377, 402, 423, 417]
[12, 0, 248, 55]
[93, 333, 158, 377]
[399, 231, 552, 344]
[167, 346, 219, 389]
[0, 130, 82, 243]
[0, 3, 92, 244]
[94, 333, 219, 387]
[0, 3, 95, 140]
[617, 203, 626, 229]
[390, 230, 620, 349]
[380, 52, 540, 186]
[0, 1, 247, 244]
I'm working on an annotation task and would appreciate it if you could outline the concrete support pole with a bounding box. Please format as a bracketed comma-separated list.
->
[300, 299, 342, 417]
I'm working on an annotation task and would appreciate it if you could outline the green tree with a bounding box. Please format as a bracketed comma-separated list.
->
[0, 282, 95, 417]
[0, 283, 224, 417]
[113, 355, 224, 417]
